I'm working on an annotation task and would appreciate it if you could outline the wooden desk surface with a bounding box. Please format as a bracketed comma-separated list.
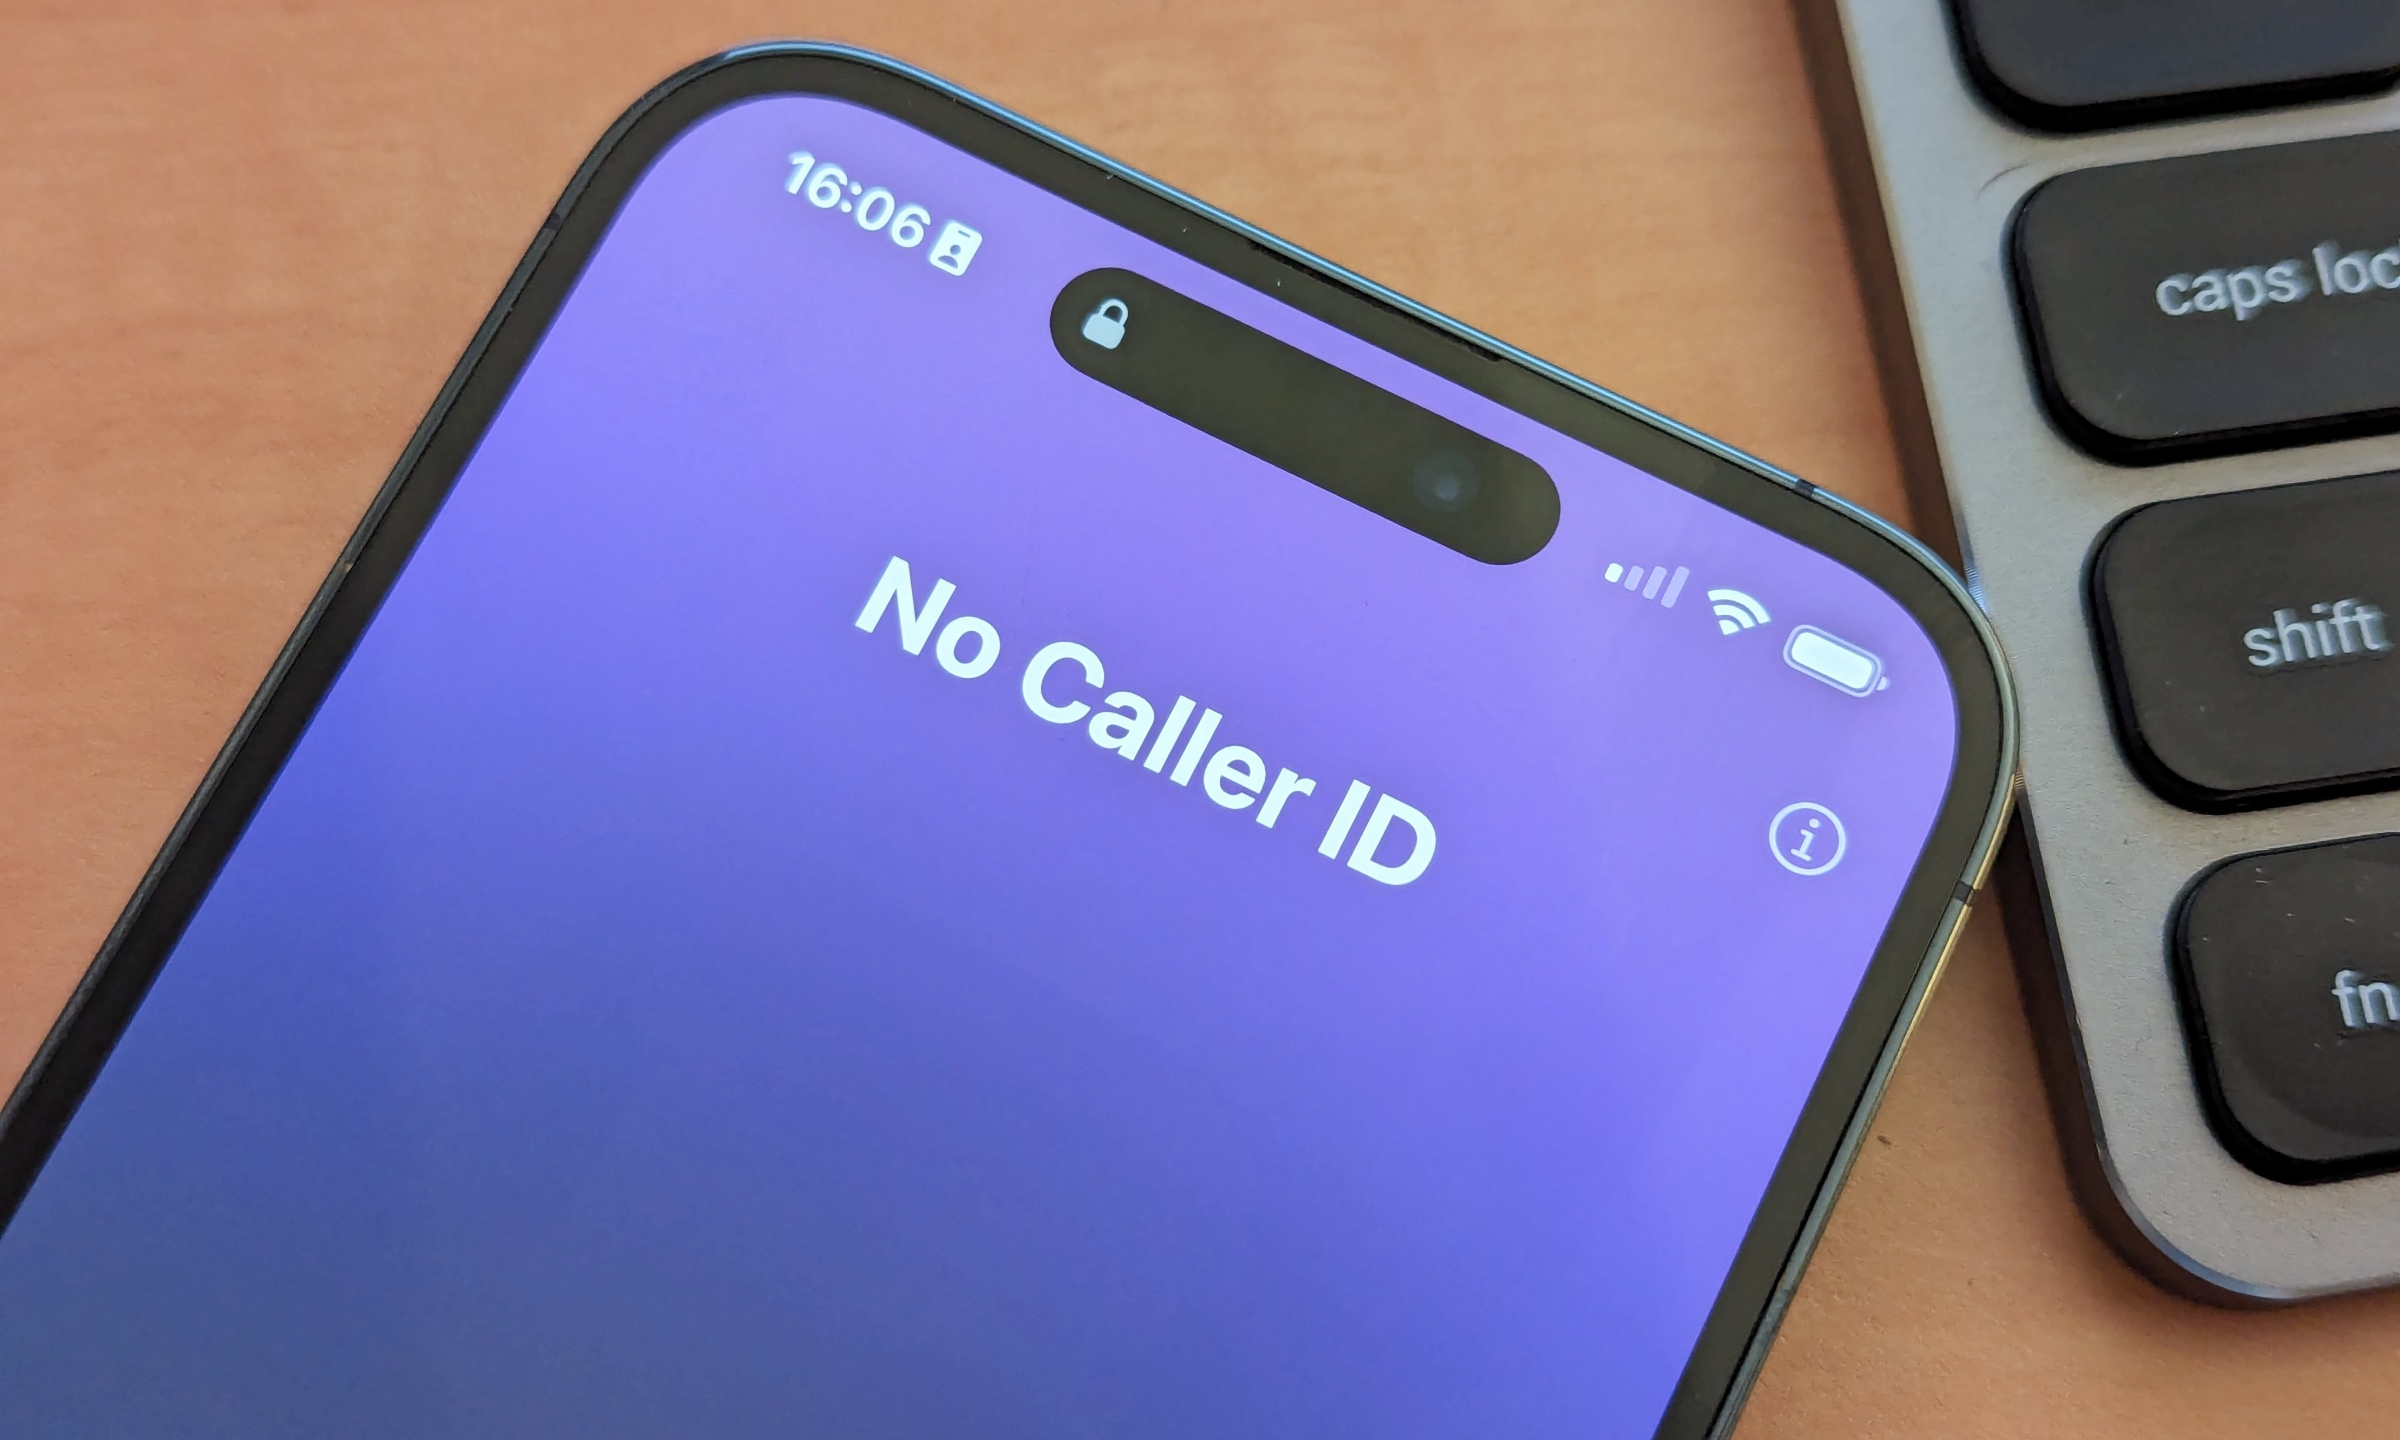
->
[5, 1, 2398, 1432]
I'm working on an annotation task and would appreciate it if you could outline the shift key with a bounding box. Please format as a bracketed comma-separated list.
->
[2014, 131, 2400, 463]
[2090, 470, 2400, 810]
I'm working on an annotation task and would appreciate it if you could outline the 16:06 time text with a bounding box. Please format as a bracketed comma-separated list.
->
[785, 150, 983, 276]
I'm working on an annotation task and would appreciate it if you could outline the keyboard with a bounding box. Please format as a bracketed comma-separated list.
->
[1799, 0, 2400, 1303]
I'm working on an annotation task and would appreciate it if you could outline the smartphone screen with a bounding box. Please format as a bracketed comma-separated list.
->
[0, 84, 1967, 1437]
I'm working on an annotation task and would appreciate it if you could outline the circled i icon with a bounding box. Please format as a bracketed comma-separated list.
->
[1769, 802, 1846, 876]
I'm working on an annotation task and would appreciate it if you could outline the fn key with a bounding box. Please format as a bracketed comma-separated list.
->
[2015, 131, 2400, 463]
[2177, 835, 2400, 1183]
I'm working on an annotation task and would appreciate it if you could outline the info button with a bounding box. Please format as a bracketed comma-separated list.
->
[2090, 469, 2400, 811]
[2175, 835, 2400, 1183]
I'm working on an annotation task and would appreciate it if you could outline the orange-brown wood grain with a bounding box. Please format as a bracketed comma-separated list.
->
[3, 2, 2397, 1434]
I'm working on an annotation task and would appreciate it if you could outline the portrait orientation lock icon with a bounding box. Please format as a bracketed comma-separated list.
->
[1081, 298, 1130, 349]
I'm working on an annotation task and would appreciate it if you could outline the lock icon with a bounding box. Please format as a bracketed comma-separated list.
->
[1080, 298, 1130, 350]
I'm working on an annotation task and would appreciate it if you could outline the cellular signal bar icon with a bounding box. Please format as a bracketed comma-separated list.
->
[1605, 562, 1690, 607]
[1708, 589, 1771, 635]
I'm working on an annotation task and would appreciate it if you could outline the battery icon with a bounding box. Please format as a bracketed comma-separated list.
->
[1784, 625, 1887, 696]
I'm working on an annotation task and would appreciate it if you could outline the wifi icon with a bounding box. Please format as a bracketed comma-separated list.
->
[1708, 589, 1771, 635]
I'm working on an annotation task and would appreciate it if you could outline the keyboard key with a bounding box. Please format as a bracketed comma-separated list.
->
[2089, 470, 2400, 810]
[1952, 0, 2400, 131]
[2014, 131, 2400, 463]
[2175, 834, 2400, 1182]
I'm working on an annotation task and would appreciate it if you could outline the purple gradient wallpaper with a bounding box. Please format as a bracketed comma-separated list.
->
[0, 95, 1956, 1437]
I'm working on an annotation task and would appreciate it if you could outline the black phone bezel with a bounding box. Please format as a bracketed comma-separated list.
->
[0, 44, 2014, 1440]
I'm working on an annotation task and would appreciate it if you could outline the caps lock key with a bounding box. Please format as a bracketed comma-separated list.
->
[2014, 129, 2400, 463]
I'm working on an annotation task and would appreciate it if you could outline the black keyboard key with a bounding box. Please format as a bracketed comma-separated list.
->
[2175, 834, 2400, 1183]
[1952, 0, 2400, 131]
[2014, 131, 2400, 463]
[2089, 470, 2400, 811]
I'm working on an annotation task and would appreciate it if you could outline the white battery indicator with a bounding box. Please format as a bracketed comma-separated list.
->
[1784, 625, 1887, 696]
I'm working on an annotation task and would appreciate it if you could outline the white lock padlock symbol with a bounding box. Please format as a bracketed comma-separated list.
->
[1081, 298, 1130, 350]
